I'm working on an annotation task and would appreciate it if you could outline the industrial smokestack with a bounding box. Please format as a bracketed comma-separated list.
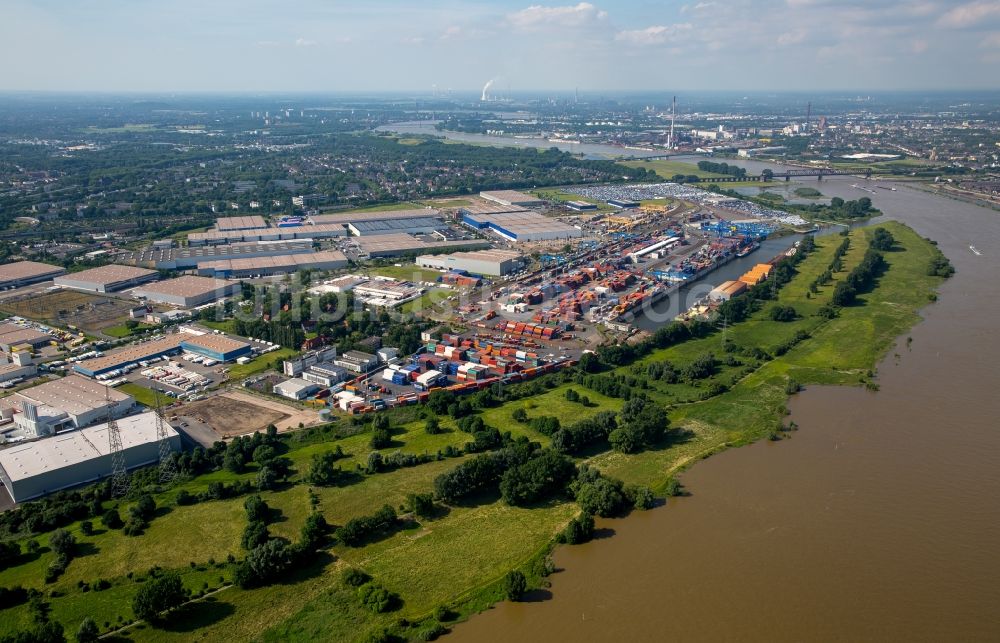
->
[481, 79, 495, 102]
[668, 95, 676, 149]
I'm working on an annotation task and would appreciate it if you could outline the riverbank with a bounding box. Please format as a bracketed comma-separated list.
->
[447, 181, 1000, 643]
[0, 224, 947, 642]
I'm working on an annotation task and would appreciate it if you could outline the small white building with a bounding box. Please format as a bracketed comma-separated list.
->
[377, 347, 399, 363]
[272, 377, 319, 400]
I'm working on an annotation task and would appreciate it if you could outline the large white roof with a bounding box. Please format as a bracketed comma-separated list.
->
[0, 412, 171, 482]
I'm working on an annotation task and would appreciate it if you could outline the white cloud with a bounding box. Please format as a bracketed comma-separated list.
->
[615, 24, 691, 46]
[937, 1, 1000, 28]
[440, 25, 463, 40]
[507, 2, 608, 31]
[980, 31, 1000, 47]
[911, 38, 929, 53]
[777, 28, 807, 45]
[680, 1, 716, 13]
[294, 37, 317, 47]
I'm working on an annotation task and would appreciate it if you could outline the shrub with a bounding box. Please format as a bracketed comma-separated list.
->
[503, 570, 526, 601]
[241, 521, 269, 551]
[336, 505, 398, 547]
[500, 450, 576, 506]
[769, 305, 797, 322]
[370, 425, 392, 450]
[358, 583, 397, 613]
[342, 568, 371, 588]
[233, 540, 294, 589]
[562, 513, 595, 544]
[406, 493, 436, 519]
[417, 623, 447, 641]
[243, 495, 269, 523]
[575, 478, 627, 517]
[129, 495, 156, 524]
[300, 512, 329, 550]
[626, 485, 656, 510]
[101, 508, 123, 530]
[304, 451, 345, 486]
[132, 572, 187, 622]
[76, 616, 99, 643]
[122, 517, 146, 537]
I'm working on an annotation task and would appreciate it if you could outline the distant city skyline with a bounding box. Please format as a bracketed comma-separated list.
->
[2, 0, 999, 92]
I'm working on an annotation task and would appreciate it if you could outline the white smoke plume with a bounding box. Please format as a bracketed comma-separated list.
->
[481, 79, 495, 101]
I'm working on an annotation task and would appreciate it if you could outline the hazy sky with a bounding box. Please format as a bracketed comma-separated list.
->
[2, 0, 999, 92]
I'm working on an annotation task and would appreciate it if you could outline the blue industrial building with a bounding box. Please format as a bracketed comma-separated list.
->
[180, 334, 252, 362]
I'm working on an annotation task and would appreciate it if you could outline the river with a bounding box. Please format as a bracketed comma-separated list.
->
[376, 121, 670, 159]
[436, 146, 1000, 640]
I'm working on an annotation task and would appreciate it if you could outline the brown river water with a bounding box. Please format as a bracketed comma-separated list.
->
[451, 179, 1000, 642]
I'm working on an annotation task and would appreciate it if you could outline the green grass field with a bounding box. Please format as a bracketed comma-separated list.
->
[228, 347, 298, 380]
[103, 323, 156, 338]
[336, 202, 422, 214]
[368, 265, 443, 283]
[621, 159, 724, 178]
[116, 382, 162, 408]
[0, 222, 947, 642]
[421, 198, 473, 208]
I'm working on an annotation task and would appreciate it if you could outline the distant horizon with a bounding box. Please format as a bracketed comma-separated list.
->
[1, 88, 998, 98]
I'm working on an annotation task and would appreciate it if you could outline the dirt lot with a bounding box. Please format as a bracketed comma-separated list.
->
[177, 391, 319, 439]
[0, 289, 135, 332]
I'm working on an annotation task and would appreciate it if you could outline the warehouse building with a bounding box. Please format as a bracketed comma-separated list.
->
[180, 333, 252, 363]
[301, 363, 350, 387]
[123, 240, 314, 270]
[0, 352, 37, 386]
[0, 261, 67, 290]
[458, 202, 531, 216]
[215, 215, 269, 231]
[6, 375, 135, 435]
[73, 336, 184, 377]
[196, 250, 349, 279]
[352, 277, 424, 308]
[273, 378, 320, 401]
[187, 225, 348, 246]
[334, 350, 378, 373]
[0, 411, 179, 502]
[566, 201, 597, 211]
[460, 211, 582, 243]
[417, 249, 524, 277]
[738, 263, 773, 287]
[54, 265, 158, 293]
[347, 216, 444, 236]
[355, 234, 488, 258]
[479, 190, 545, 208]
[132, 276, 240, 308]
[0, 323, 54, 353]
[709, 280, 748, 301]
[284, 347, 338, 377]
